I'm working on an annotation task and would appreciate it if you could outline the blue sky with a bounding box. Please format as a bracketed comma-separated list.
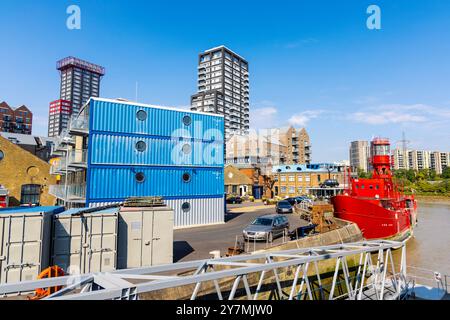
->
[1, 0, 449, 162]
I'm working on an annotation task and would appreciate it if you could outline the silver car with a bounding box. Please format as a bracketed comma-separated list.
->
[243, 214, 290, 242]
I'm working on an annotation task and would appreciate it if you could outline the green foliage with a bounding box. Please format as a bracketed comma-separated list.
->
[442, 167, 450, 179]
[392, 169, 450, 196]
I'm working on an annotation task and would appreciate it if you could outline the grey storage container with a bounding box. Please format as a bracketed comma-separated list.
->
[0, 206, 64, 284]
[117, 205, 174, 269]
[52, 207, 118, 274]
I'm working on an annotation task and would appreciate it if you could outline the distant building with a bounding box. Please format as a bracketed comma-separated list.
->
[48, 99, 72, 137]
[349, 141, 370, 172]
[225, 165, 253, 197]
[392, 147, 449, 174]
[272, 163, 345, 198]
[48, 57, 105, 136]
[191, 46, 249, 139]
[226, 126, 311, 166]
[49, 98, 225, 228]
[0, 135, 56, 206]
[278, 127, 311, 165]
[0, 101, 33, 135]
[0, 132, 56, 162]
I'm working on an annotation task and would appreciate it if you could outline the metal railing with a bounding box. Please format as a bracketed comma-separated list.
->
[49, 183, 86, 201]
[67, 149, 87, 167]
[0, 240, 408, 300]
[70, 116, 89, 133]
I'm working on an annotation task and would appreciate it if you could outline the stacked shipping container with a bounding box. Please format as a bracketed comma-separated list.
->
[85, 98, 225, 227]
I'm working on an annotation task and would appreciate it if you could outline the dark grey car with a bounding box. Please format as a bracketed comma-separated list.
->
[243, 214, 290, 242]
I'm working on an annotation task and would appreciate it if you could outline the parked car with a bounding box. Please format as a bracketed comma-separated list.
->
[226, 196, 242, 204]
[320, 179, 340, 188]
[276, 200, 294, 214]
[243, 215, 290, 242]
[285, 197, 298, 206]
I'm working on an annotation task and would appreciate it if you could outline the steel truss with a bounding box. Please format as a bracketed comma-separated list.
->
[0, 240, 408, 300]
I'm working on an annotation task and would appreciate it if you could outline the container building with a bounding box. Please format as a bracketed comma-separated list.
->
[49, 98, 225, 228]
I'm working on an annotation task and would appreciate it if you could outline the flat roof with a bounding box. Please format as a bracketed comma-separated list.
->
[203, 45, 247, 62]
[57, 56, 105, 75]
[0, 206, 64, 214]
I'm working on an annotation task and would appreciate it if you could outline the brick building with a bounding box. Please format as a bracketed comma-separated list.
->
[0, 136, 56, 206]
[0, 101, 33, 134]
[272, 163, 345, 198]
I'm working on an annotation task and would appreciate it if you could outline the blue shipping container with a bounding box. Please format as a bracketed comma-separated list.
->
[90, 99, 225, 142]
[90, 133, 223, 167]
[87, 166, 224, 201]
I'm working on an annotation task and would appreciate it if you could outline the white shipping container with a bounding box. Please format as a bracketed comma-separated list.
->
[117, 206, 174, 269]
[52, 208, 118, 274]
[0, 206, 64, 284]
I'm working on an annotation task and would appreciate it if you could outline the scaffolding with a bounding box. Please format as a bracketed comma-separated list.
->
[0, 240, 408, 300]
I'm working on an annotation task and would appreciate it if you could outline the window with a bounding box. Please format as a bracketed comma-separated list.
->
[20, 184, 41, 205]
[182, 202, 191, 212]
[182, 172, 191, 183]
[281, 186, 287, 193]
[298, 176, 303, 182]
[136, 110, 147, 121]
[289, 187, 295, 194]
[136, 141, 146, 152]
[280, 175, 286, 182]
[182, 115, 192, 126]
[182, 143, 192, 155]
[289, 175, 295, 182]
[135, 172, 145, 183]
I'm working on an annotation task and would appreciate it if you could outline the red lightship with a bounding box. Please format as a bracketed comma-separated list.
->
[332, 138, 418, 241]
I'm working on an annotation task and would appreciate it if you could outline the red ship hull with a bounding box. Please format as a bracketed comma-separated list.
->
[332, 195, 416, 241]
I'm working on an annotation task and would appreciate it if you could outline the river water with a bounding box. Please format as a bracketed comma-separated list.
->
[393, 202, 450, 285]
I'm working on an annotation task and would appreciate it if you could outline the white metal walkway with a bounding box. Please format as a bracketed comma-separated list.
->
[0, 240, 408, 300]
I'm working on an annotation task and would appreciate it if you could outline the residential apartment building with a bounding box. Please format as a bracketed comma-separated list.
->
[278, 127, 311, 165]
[272, 163, 345, 198]
[49, 98, 225, 228]
[48, 57, 105, 137]
[0, 102, 32, 135]
[225, 126, 311, 166]
[392, 147, 449, 174]
[48, 99, 72, 137]
[349, 141, 370, 172]
[190, 46, 249, 138]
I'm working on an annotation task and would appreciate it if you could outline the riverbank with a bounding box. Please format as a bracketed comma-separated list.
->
[415, 195, 450, 205]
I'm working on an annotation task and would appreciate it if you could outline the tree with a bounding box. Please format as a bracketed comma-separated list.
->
[442, 167, 450, 179]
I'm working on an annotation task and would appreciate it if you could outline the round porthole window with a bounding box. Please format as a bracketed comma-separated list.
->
[135, 172, 145, 183]
[182, 172, 191, 183]
[182, 115, 192, 126]
[0, 150, 4, 162]
[182, 202, 191, 212]
[136, 110, 147, 121]
[136, 141, 147, 152]
[182, 143, 192, 155]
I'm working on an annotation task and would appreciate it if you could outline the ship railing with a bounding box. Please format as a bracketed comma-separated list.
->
[401, 265, 449, 294]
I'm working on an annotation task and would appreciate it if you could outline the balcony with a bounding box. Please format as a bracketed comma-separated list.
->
[49, 184, 86, 203]
[68, 149, 88, 168]
[69, 116, 89, 135]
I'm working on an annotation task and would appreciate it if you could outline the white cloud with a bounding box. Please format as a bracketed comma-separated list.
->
[288, 110, 324, 126]
[348, 104, 450, 125]
[250, 106, 279, 129]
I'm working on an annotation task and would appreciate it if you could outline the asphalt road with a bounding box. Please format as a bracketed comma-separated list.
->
[173, 202, 308, 262]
